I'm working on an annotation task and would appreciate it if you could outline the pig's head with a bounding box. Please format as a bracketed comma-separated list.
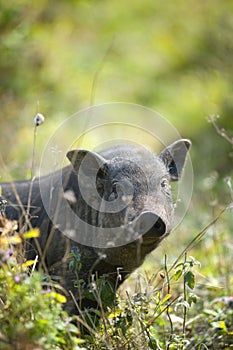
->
[66, 139, 191, 263]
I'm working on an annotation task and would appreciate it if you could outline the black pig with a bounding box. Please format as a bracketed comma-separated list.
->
[0, 139, 191, 314]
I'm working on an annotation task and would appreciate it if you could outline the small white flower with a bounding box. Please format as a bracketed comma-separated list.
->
[34, 113, 45, 126]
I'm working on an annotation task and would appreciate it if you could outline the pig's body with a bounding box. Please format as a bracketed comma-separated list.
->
[0, 140, 191, 314]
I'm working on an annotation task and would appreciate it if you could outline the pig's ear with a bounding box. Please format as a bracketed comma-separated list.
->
[159, 139, 191, 181]
[66, 149, 108, 176]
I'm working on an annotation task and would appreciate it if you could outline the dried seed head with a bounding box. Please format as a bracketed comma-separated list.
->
[34, 113, 45, 126]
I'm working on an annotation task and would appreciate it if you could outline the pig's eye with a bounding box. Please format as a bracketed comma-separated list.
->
[161, 178, 170, 192]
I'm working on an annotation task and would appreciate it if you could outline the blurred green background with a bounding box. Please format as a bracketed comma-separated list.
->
[0, 0, 232, 206]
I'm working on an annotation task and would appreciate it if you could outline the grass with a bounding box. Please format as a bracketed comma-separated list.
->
[0, 218, 86, 349]
[0, 199, 232, 349]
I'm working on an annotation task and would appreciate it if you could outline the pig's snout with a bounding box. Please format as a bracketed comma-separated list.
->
[135, 211, 167, 237]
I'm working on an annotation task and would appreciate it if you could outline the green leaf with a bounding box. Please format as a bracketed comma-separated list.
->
[203, 309, 218, 317]
[173, 269, 182, 281]
[161, 294, 172, 305]
[188, 293, 199, 306]
[184, 271, 195, 289]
